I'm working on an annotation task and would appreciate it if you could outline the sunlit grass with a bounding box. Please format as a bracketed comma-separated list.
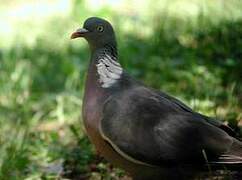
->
[1, 0, 242, 48]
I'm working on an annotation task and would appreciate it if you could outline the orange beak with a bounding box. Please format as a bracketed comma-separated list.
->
[71, 28, 89, 39]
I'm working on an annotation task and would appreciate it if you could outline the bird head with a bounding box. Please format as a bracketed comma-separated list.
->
[71, 17, 117, 50]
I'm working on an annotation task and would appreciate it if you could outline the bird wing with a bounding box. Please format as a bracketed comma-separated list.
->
[100, 86, 238, 166]
[155, 90, 236, 137]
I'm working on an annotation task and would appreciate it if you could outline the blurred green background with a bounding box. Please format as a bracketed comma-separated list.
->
[0, 0, 241, 179]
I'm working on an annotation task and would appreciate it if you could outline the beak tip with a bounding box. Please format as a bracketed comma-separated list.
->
[70, 28, 89, 40]
[70, 32, 79, 39]
[70, 34, 75, 39]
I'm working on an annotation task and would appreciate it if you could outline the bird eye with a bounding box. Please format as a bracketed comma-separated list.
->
[97, 25, 104, 32]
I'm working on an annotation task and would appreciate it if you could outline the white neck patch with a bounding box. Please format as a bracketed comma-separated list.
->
[96, 54, 123, 88]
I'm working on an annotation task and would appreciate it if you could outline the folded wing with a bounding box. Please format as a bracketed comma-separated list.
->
[100, 86, 242, 167]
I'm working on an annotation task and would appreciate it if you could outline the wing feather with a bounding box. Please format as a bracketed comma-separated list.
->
[100, 86, 238, 166]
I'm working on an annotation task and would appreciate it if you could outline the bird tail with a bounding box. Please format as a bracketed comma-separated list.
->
[209, 139, 242, 170]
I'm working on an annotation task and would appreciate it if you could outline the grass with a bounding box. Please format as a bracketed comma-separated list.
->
[0, 0, 242, 179]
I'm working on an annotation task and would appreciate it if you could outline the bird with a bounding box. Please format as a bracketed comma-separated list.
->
[71, 17, 242, 179]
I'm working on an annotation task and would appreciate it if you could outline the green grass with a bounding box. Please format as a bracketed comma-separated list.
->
[0, 0, 242, 179]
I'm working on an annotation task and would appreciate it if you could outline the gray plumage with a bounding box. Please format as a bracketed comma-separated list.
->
[71, 17, 242, 179]
[101, 83, 242, 167]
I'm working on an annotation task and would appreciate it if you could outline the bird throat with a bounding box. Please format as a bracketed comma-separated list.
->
[82, 48, 122, 133]
[96, 52, 123, 88]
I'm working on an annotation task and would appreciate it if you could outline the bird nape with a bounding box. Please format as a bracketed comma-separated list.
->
[71, 17, 242, 179]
